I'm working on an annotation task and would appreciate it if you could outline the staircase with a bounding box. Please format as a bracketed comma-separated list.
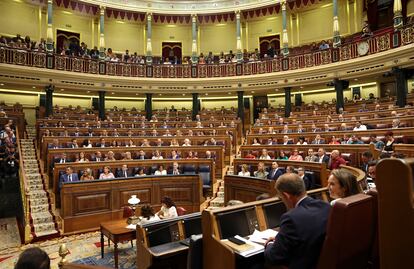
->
[208, 181, 225, 209]
[20, 133, 59, 240]
[26, 126, 36, 140]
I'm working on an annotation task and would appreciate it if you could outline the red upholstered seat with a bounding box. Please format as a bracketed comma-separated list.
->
[317, 193, 375, 269]
[123, 206, 134, 218]
[177, 207, 187, 216]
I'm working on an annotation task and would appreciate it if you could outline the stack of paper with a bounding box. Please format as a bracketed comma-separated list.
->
[248, 229, 278, 245]
[222, 235, 264, 257]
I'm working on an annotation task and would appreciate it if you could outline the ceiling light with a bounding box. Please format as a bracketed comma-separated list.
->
[228, 92, 231, 95]
[60, 89, 64, 91]
[300, 86, 303, 89]
[182, 93, 186, 96]
[87, 90, 90, 93]
[0, 83, 4, 86]
[251, 91, 255, 93]
[32, 86, 36, 89]
[111, 92, 115, 94]
[159, 93, 162, 96]
[205, 93, 208, 96]
[135, 93, 139, 95]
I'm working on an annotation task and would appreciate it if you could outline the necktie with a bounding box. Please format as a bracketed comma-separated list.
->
[69, 175, 72, 182]
[96, 158, 100, 162]
[273, 170, 276, 178]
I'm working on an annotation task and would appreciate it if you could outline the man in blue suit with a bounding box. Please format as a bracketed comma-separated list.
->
[60, 167, 79, 186]
[267, 161, 284, 180]
[264, 173, 330, 269]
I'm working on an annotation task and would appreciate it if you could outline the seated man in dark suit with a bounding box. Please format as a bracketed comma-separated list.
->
[267, 161, 284, 180]
[264, 173, 330, 269]
[316, 148, 330, 165]
[116, 164, 131, 178]
[59, 166, 80, 187]
[52, 153, 72, 170]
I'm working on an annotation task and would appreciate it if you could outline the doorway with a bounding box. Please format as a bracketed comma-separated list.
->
[162, 42, 182, 64]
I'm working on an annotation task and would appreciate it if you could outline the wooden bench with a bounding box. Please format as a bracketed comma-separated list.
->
[239, 144, 377, 167]
[42, 135, 234, 162]
[38, 126, 239, 150]
[246, 127, 414, 145]
[54, 159, 215, 196]
[233, 158, 329, 187]
[250, 115, 414, 133]
[375, 158, 414, 269]
[136, 212, 202, 269]
[202, 188, 329, 269]
[47, 145, 225, 178]
[60, 174, 203, 234]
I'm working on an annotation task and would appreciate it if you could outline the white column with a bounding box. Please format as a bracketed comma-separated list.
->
[146, 13, 153, 64]
[46, 0, 53, 53]
[393, 0, 403, 29]
[99, 6, 105, 58]
[236, 10, 243, 62]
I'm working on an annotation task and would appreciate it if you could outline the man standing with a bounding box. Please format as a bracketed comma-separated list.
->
[264, 173, 330, 269]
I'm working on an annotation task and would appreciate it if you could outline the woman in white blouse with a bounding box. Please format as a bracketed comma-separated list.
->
[99, 166, 115, 180]
[156, 196, 178, 219]
[238, 164, 251, 177]
[154, 165, 167, 175]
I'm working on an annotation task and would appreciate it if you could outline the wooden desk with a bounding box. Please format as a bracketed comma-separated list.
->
[100, 219, 136, 269]
[136, 213, 201, 269]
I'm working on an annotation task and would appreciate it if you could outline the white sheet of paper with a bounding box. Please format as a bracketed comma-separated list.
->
[248, 229, 278, 245]
[126, 224, 136, 229]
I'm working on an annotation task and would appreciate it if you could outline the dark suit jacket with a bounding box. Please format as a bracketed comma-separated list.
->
[317, 155, 330, 165]
[116, 170, 132, 178]
[264, 197, 330, 269]
[90, 156, 103, 162]
[60, 173, 79, 186]
[267, 168, 284, 180]
[301, 174, 312, 190]
[52, 158, 72, 168]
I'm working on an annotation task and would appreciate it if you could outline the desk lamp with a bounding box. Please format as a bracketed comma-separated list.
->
[127, 195, 140, 225]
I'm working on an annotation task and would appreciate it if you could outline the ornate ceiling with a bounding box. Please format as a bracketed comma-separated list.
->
[81, 0, 277, 14]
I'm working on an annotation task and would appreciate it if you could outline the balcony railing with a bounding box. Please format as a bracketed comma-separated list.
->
[0, 24, 413, 79]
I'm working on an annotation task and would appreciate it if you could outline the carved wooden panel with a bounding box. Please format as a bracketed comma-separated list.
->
[73, 192, 110, 215]
[120, 188, 152, 207]
[159, 187, 193, 203]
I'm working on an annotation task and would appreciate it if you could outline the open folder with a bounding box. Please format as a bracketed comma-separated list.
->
[222, 229, 278, 258]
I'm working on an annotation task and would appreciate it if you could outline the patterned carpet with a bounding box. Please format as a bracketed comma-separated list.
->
[0, 230, 136, 268]
[0, 218, 21, 250]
